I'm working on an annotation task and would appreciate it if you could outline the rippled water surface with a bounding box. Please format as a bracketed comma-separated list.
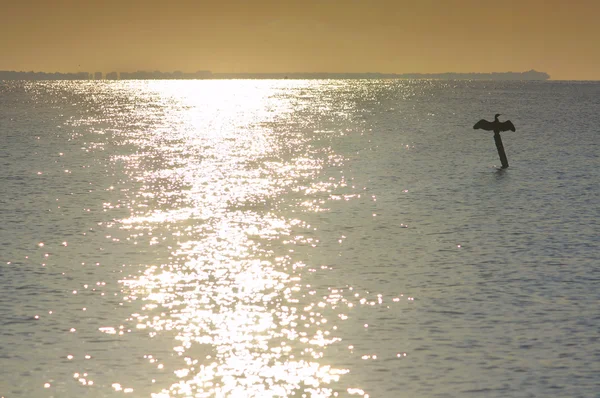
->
[1, 80, 599, 397]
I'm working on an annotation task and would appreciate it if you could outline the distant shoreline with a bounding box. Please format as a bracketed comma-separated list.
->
[0, 70, 550, 81]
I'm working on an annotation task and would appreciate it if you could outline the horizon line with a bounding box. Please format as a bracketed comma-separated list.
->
[0, 69, 549, 74]
[0, 69, 557, 81]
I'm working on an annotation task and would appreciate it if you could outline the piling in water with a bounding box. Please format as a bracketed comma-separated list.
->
[493, 131, 509, 168]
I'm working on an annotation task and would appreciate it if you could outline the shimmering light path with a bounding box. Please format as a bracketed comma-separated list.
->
[90, 81, 411, 397]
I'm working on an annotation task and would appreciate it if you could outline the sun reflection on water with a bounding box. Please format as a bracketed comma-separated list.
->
[111, 81, 352, 396]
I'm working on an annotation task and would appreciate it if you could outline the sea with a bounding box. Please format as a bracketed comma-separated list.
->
[1, 79, 598, 398]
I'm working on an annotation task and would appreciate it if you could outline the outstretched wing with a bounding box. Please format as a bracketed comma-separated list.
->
[499, 120, 516, 132]
[473, 119, 494, 131]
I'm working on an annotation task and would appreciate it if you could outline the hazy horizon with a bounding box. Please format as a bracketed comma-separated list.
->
[0, 69, 558, 81]
[2, 0, 599, 81]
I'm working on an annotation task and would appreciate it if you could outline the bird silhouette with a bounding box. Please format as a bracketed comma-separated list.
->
[473, 114, 516, 132]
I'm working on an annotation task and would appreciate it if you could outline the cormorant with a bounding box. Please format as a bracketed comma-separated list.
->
[473, 114, 515, 169]
[473, 114, 516, 132]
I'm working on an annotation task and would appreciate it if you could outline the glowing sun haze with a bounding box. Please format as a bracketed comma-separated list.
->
[2, 0, 598, 80]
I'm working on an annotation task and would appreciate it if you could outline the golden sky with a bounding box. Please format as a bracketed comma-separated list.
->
[1, 0, 598, 80]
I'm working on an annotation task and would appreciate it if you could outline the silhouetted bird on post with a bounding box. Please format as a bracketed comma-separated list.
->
[473, 114, 516, 133]
[473, 114, 516, 169]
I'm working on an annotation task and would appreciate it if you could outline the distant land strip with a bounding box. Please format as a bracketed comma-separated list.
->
[0, 69, 550, 81]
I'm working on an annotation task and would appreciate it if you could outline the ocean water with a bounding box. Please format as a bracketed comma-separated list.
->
[0, 79, 598, 398]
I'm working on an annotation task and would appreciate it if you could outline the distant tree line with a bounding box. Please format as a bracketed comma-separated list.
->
[118, 70, 213, 79]
[392, 70, 550, 80]
[0, 69, 550, 81]
[212, 70, 550, 80]
[0, 71, 92, 80]
[0, 70, 213, 80]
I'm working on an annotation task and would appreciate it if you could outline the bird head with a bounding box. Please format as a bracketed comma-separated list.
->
[495, 113, 501, 118]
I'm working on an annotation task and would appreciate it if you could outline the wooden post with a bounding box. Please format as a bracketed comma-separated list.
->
[493, 131, 509, 169]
